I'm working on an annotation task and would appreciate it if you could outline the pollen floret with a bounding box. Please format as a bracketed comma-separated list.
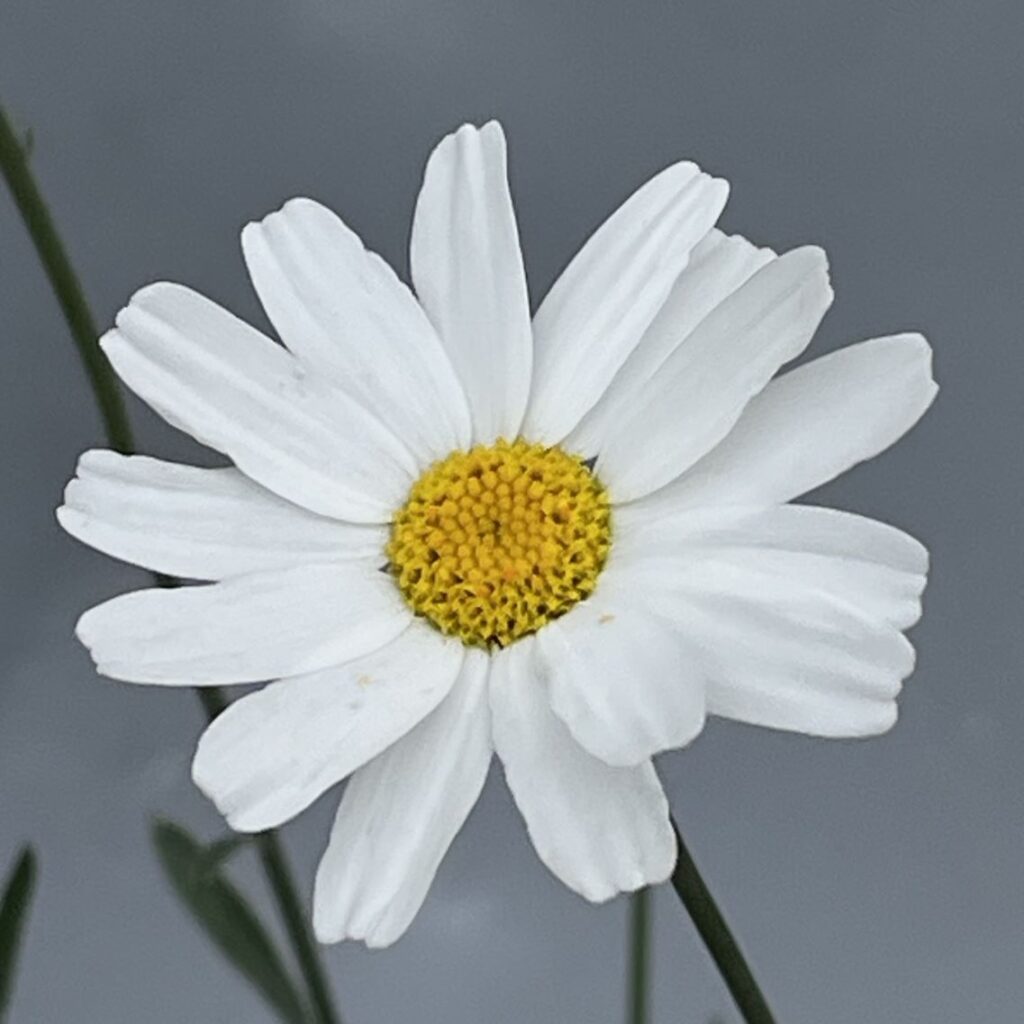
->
[388, 439, 612, 648]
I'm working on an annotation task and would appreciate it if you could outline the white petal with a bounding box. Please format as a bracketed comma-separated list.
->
[536, 587, 705, 766]
[410, 122, 532, 444]
[598, 246, 833, 501]
[567, 229, 774, 456]
[241, 198, 471, 464]
[101, 282, 416, 522]
[610, 550, 916, 738]
[313, 650, 491, 946]
[644, 333, 938, 511]
[523, 162, 729, 443]
[76, 562, 410, 685]
[57, 450, 386, 580]
[192, 622, 464, 832]
[614, 502, 928, 629]
[490, 639, 675, 901]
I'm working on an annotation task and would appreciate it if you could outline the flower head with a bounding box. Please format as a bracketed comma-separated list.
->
[59, 121, 936, 946]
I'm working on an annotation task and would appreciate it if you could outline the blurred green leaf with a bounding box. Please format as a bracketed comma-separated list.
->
[152, 819, 308, 1024]
[0, 845, 38, 1022]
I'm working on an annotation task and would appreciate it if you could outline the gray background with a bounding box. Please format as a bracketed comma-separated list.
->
[1, 1, 1021, 1021]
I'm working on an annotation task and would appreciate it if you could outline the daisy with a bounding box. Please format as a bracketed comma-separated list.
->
[59, 121, 936, 947]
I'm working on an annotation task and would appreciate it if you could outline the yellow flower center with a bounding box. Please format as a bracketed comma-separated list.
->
[388, 439, 612, 648]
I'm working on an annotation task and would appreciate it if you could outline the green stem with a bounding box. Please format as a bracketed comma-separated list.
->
[0, 105, 133, 454]
[0, 100, 339, 1024]
[669, 817, 777, 1024]
[202, 687, 339, 1024]
[627, 887, 651, 1024]
[256, 835, 339, 1024]
[196, 685, 229, 721]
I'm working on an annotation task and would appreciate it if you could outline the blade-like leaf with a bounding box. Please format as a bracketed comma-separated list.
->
[152, 820, 308, 1024]
[0, 845, 38, 1022]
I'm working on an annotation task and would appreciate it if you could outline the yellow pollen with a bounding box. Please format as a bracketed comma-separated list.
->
[388, 439, 612, 648]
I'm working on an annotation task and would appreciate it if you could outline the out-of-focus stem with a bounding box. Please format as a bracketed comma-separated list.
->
[627, 887, 651, 1024]
[0, 104, 132, 453]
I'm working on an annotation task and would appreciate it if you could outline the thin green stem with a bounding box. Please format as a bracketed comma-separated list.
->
[1, 100, 339, 1024]
[196, 685, 229, 721]
[0, 105, 133, 454]
[202, 684, 339, 1024]
[669, 817, 777, 1024]
[627, 887, 651, 1024]
[256, 835, 339, 1024]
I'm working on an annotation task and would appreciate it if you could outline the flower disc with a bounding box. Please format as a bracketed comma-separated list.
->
[388, 439, 612, 647]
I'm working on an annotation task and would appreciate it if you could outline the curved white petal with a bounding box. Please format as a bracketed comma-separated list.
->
[101, 282, 416, 522]
[642, 333, 938, 511]
[523, 162, 729, 444]
[613, 502, 928, 630]
[608, 549, 917, 738]
[58, 450, 386, 580]
[536, 587, 705, 766]
[241, 197, 471, 464]
[192, 622, 464, 832]
[695, 579, 914, 737]
[313, 650, 491, 947]
[410, 122, 532, 444]
[567, 229, 774, 456]
[598, 246, 833, 501]
[76, 562, 410, 685]
[490, 639, 675, 902]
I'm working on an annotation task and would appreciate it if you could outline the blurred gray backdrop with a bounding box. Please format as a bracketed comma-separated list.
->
[1, 1, 1022, 1021]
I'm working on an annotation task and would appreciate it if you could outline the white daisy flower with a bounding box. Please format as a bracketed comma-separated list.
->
[59, 121, 936, 947]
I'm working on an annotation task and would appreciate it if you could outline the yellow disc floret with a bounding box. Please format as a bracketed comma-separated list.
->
[388, 439, 612, 648]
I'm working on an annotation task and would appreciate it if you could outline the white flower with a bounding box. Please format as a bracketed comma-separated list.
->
[58, 121, 936, 947]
